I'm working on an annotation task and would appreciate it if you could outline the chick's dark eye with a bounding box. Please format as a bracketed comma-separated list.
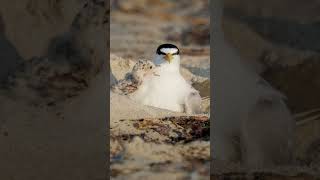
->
[150, 66, 152, 69]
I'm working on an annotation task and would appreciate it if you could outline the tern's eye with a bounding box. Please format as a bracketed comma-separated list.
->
[150, 66, 152, 69]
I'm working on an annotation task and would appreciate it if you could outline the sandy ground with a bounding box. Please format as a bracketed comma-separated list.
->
[0, 71, 107, 180]
[110, 0, 210, 179]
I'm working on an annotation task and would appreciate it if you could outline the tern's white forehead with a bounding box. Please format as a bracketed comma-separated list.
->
[160, 48, 179, 54]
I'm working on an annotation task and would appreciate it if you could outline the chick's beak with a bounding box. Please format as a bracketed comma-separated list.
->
[164, 53, 173, 63]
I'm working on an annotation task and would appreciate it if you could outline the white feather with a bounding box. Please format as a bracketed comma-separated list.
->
[159, 48, 178, 54]
[130, 53, 200, 113]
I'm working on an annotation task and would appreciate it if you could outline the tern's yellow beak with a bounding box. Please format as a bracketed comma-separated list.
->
[164, 53, 173, 63]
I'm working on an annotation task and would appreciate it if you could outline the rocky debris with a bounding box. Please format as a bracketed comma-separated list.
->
[211, 172, 317, 180]
[111, 116, 209, 143]
[110, 54, 136, 80]
[8, 57, 90, 105]
[110, 138, 209, 180]
[110, 116, 210, 179]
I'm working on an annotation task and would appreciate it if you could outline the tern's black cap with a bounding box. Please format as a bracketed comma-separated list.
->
[156, 44, 179, 55]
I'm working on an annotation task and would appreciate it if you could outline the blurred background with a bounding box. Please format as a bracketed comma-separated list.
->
[222, 0, 320, 171]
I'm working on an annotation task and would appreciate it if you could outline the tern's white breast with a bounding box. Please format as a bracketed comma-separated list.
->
[130, 67, 191, 112]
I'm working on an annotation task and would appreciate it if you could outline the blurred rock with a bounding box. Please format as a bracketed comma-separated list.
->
[0, 0, 86, 59]
[193, 79, 210, 98]
[110, 54, 136, 81]
[181, 24, 210, 46]
[0, 33, 22, 83]
[1, 0, 108, 104]
[11, 57, 90, 104]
